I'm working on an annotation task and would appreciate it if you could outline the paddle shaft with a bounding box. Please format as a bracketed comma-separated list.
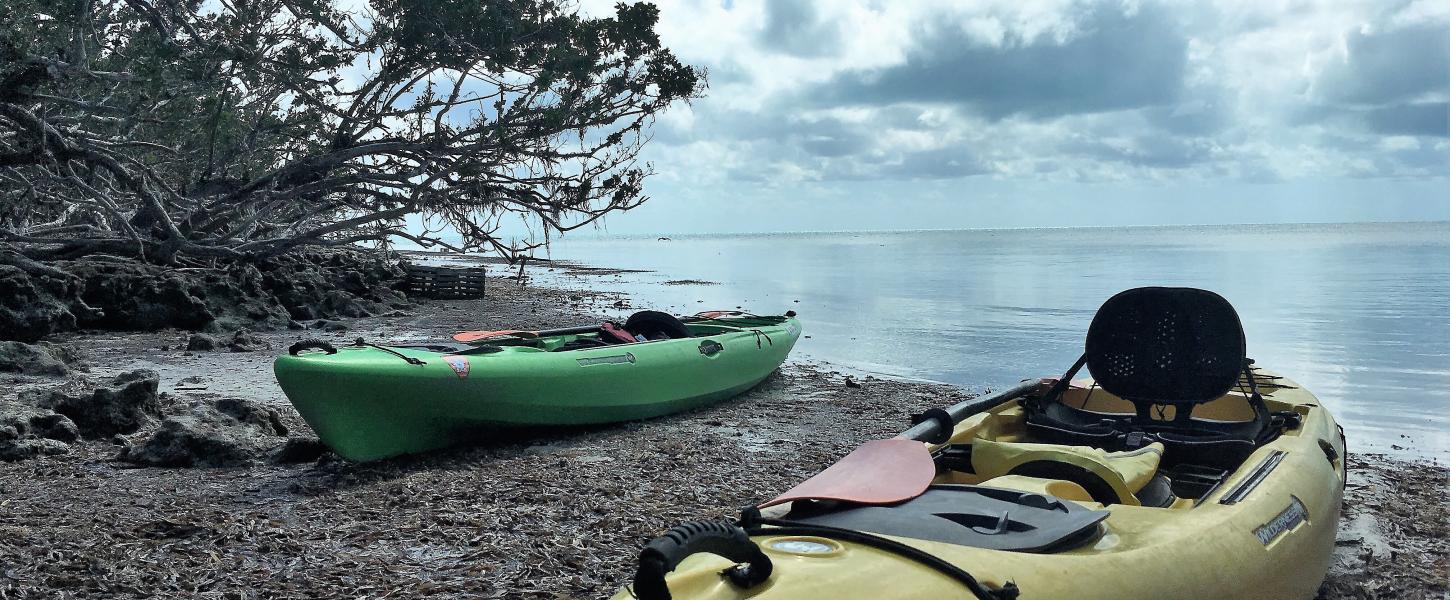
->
[468, 313, 750, 342]
[525, 313, 737, 337]
[521, 321, 727, 338]
[897, 379, 1042, 443]
[528, 324, 605, 337]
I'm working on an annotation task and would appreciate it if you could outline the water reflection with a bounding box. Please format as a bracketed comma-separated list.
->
[544, 222, 1450, 459]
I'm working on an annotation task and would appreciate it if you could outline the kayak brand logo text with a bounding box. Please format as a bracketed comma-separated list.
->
[1254, 496, 1308, 545]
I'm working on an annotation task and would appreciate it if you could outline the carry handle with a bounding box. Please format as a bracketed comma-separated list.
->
[632, 521, 772, 600]
[287, 339, 338, 356]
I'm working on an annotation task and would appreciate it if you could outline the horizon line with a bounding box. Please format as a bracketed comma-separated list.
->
[551, 217, 1450, 240]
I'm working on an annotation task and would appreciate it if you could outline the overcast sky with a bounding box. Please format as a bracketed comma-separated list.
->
[552, 0, 1450, 236]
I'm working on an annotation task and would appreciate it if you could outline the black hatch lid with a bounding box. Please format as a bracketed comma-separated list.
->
[783, 484, 1108, 553]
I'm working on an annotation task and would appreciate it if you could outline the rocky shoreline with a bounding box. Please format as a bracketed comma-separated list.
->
[0, 249, 410, 343]
[1, 263, 1446, 599]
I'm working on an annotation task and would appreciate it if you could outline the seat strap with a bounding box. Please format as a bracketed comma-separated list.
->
[1028, 354, 1088, 413]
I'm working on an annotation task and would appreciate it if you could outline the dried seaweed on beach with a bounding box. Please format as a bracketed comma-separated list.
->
[1, 360, 946, 599]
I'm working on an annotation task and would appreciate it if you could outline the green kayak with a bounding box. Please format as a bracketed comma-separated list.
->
[273, 312, 801, 461]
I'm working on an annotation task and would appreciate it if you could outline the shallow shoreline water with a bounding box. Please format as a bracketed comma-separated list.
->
[537, 222, 1450, 461]
[1, 264, 1446, 598]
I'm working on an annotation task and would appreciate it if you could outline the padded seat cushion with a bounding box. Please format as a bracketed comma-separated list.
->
[971, 439, 1165, 506]
[1086, 287, 1246, 405]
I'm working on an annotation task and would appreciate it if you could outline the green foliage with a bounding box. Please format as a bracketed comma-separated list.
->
[0, 0, 702, 262]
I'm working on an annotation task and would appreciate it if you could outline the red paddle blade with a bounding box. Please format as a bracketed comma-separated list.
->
[693, 310, 742, 319]
[759, 439, 936, 508]
[452, 329, 539, 343]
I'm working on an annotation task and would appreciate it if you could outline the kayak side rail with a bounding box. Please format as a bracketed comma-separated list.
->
[897, 379, 1042, 444]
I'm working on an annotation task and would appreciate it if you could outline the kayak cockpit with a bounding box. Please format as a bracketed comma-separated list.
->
[1022, 287, 1300, 472]
[466, 312, 795, 353]
[926, 288, 1317, 512]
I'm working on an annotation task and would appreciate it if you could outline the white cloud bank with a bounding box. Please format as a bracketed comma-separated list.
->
[569, 0, 1449, 234]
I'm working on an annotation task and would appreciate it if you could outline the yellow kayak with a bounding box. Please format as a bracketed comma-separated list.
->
[615, 287, 1346, 600]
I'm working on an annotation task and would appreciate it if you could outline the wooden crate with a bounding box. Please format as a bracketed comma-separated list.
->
[404, 264, 486, 299]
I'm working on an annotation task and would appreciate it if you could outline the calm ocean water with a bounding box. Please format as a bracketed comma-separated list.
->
[541, 222, 1450, 459]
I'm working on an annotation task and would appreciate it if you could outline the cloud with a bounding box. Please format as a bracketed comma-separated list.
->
[1313, 22, 1450, 106]
[1059, 135, 1214, 170]
[1361, 102, 1448, 138]
[758, 0, 841, 58]
[1299, 20, 1450, 138]
[814, 3, 1189, 119]
[745, 146, 988, 182]
[630, 0, 1450, 191]
[1142, 100, 1230, 137]
[889, 147, 990, 179]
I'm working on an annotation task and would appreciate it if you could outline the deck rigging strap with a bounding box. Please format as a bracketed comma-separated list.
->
[1235, 359, 1304, 434]
[352, 338, 426, 365]
[1027, 355, 1089, 413]
[750, 329, 773, 348]
[738, 510, 1019, 600]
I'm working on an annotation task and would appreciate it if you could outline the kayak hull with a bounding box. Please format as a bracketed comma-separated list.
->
[615, 369, 1345, 600]
[274, 317, 801, 461]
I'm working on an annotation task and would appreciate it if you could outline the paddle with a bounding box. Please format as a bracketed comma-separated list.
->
[452, 325, 600, 344]
[896, 379, 1046, 443]
[452, 329, 538, 343]
[688, 310, 743, 320]
[451, 309, 764, 344]
[760, 379, 1046, 508]
[759, 439, 936, 508]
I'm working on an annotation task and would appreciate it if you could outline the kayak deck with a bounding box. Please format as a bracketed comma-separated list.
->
[273, 316, 802, 461]
[619, 369, 1345, 600]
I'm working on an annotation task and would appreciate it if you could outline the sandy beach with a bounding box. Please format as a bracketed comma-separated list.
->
[1, 270, 1446, 599]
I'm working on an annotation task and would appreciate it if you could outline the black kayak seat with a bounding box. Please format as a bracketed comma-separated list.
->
[1025, 287, 1277, 470]
[1086, 287, 1246, 405]
[624, 310, 692, 340]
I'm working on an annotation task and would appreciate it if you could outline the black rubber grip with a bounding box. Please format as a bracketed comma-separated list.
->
[910, 408, 955, 445]
[288, 339, 337, 356]
[632, 521, 772, 600]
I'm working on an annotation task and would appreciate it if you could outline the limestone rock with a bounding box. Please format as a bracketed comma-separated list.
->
[0, 249, 408, 341]
[214, 397, 287, 436]
[0, 401, 78, 461]
[272, 437, 329, 464]
[226, 330, 264, 352]
[119, 415, 266, 468]
[28, 412, 80, 443]
[0, 438, 68, 461]
[120, 397, 290, 468]
[0, 341, 69, 376]
[42, 369, 162, 438]
[185, 333, 219, 351]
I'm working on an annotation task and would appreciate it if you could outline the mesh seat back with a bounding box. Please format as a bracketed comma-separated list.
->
[1085, 287, 1245, 405]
